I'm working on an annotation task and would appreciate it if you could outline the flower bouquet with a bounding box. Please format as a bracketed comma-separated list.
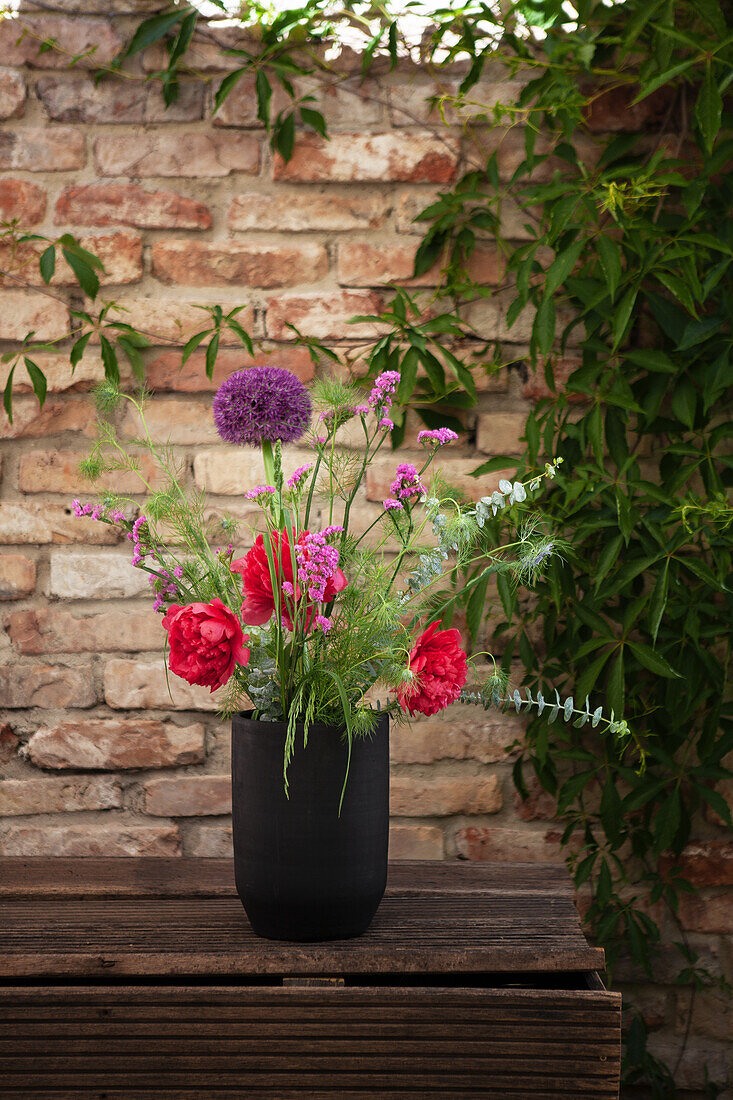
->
[75, 366, 630, 941]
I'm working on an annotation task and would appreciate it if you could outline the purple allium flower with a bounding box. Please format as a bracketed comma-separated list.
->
[390, 462, 425, 501]
[213, 367, 311, 447]
[417, 427, 459, 447]
[244, 485, 276, 501]
[383, 498, 404, 512]
[287, 463, 313, 490]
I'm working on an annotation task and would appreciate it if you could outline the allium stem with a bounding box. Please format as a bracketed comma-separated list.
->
[261, 441, 283, 525]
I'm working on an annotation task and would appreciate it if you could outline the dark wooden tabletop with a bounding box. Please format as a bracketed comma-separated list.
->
[0, 858, 604, 979]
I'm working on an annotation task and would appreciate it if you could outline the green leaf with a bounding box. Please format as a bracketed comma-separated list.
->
[670, 376, 697, 429]
[545, 240, 584, 297]
[214, 69, 246, 114]
[70, 331, 92, 370]
[597, 236, 622, 301]
[471, 455, 516, 477]
[116, 336, 145, 382]
[299, 106, 327, 137]
[413, 232, 447, 278]
[534, 293, 556, 355]
[695, 61, 723, 154]
[99, 334, 119, 384]
[61, 248, 99, 300]
[648, 560, 669, 644]
[23, 357, 46, 407]
[466, 572, 489, 645]
[611, 286, 638, 351]
[181, 329, 210, 366]
[205, 332, 220, 380]
[631, 58, 696, 104]
[594, 534, 624, 591]
[123, 7, 194, 58]
[497, 571, 516, 622]
[255, 69, 272, 128]
[628, 641, 680, 678]
[606, 649, 625, 715]
[3, 363, 16, 423]
[653, 788, 681, 854]
[39, 245, 55, 285]
[274, 112, 296, 161]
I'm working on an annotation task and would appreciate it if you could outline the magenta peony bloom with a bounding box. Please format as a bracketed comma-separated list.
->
[213, 367, 311, 446]
[162, 599, 249, 692]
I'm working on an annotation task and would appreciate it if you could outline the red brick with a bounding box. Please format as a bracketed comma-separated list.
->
[18, 450, 163, 494]
[0, 724, 19, 764]
[0, 232, 142, 288]
[5, 607, 161, 654]
[389, 823, 443, 859]
[90, 298, 255, 347]
[513, 777, 558, 822]
[454, 825, 564, 862]
[142, 31, 251, 73]
[273, 132, 460, 184]
[55, 184, 211, 230]
[228, 191, 386, 233]
[192, 447, 313, 496]
[144, 775, 231, 816]
[94, 132, 259, 178]
[152, 240, 328, 288]
[476, 412, 527, 455]
[675, 990, 733, 1042]
[0, 15, 121, 68]
[28, 719, 205, 770]
[0, 396, 96, 440]
[120, 398, 220, 446]
[387, 78, 527, 128]
[584, 85, 673, 133]
[706, 777, 733, 827]
[0, 69, 26, 119]
[0, 179, 46, 224]
[390, 774, 502, 817]
[104, 658, 225, 712]
[0, 504, 118, 546]
[0, 292, 68, 341]
[0, 776, 121, 815]
[0, 353, 103, 394]
[47, 550, 146, 599]
[0, 823, 181, 858]
[266, 291, 385, 341]
[146, 346, 314, 391]
[186, 823, 233, 857]
[214, 74, 382, 130]
[0, 665, 96, 708]
[365, 455, 514, 502]
[37, 76, 204, 123]
[391, 706, 523, 765]
[0, 127, 84, 171]
[0, 555, 36, 599]
[661, 842, 733, 888]
[522, 357, 585, 402]
[337, 241, 504, 288]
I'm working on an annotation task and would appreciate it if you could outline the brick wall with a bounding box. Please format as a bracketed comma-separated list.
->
[0, 4, 730, 1087]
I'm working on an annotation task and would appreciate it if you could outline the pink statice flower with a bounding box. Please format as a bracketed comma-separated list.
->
[244, 485, 276, 501]
[295, 530, 342, 602]
[390, 462, 425, 502]
[383, 498, 404, 512]
[379, 417, 394, 431]
[417, 427, 459, 447]
[353, 404, 370, 416]
[368, 371, 401, 411]
[286, 463, 313, 490]
[315, 614, 332, 634]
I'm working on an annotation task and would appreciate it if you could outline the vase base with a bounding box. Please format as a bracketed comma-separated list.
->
[239, 895, 382, 942]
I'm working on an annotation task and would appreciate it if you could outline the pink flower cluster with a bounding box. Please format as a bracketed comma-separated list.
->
[287, 463, 313, 490]
[149, 566, 180, 614]
[72, 500, 126, 524]
[417, 428, 458, 447]
[295, 527, 344, 602]
[127, 515, 151, 567]
[390, 463, 425, 502]
[368, 371, 401, 410]
[244, 485, 276, 501]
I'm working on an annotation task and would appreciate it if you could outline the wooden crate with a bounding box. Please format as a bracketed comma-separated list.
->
[0, 859, 621, 1098]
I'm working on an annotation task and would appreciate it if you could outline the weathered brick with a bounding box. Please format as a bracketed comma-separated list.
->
[266, 291, 385, 341]
[0, 232, 142, 288]
[0, 822, 181, 857]
[94, 132, 260, 178]
[37, 76, 204, 124]
[120, 398, 220, 446]
[454, 825, 564, 862]
[193, 447, 313, 496]
[0, 352, 104, 394]
[143, 30, 250, 73]
[0, 396, 96, 440]
[675, 990, 733, 1042]
[0, 724, 19, 764]
[19, 450, 162, 494]
[6, 607, 161, 654]
[29, 719, 204, 770]
[144, 775, 231, 816]
[0, 504, 118, 546]
[390, 774, 502, 817]
[146, 345, 313, 391]
[0, 69, 26, 120]
[387, 77, 526, 128]
[186, 823, 232, 857]
[513, 777, 558, 822]
[389, 823, 443, 859]
[0, 664, 96, 708]
[229, 191, 386, 233]
[476, 412, 527, 455]
[661, 842, 733, 888]
[644, 1036, 729, 1092]
[56, 184, 211, 230]
[90, 298, 255, 347]
[337, 241, 504, 288]
[104, 657, 226, 712]
[273, 132, 460, 184]
[48, 550, 147, 599]
[584, 85, 673, 133]
[152, 240, 328, 288]
[706, 777, 733, 827]
[0, 127, 84, 171]
[391, 707, 523, 765]
[461, 295, 536, 343]
[214, 74, 382, 130]
[365, 455, 513, 501]
[0, 555, 36, 600]
[0, 776, 121, 816]
[522, 357, 584, 402]
[0, 179, 46, 224]
[0, 16, 121, 68]
[0, 292, 68, 341]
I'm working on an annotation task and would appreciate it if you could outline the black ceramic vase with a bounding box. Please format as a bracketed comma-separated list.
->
[231, 711, 390, 942]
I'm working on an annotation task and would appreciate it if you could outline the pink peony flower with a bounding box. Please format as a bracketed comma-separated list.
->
[162, 599, 249, 692]
[396, 621, 468, 717]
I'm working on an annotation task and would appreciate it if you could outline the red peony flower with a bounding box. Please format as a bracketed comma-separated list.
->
[231, 528, 346, 629]
[396, 621, 468, 717]
[162, 598, 249, 692]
